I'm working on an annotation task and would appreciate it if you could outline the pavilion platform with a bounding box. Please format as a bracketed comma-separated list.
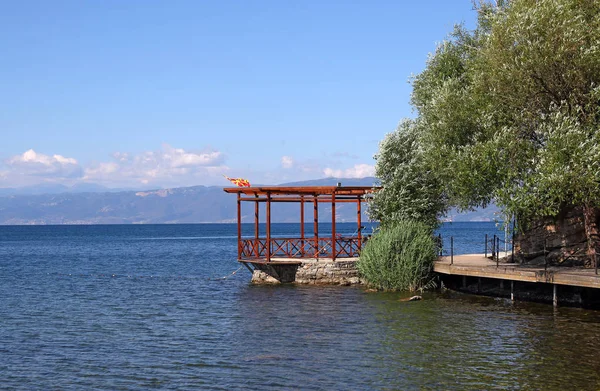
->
[224, 185, 378, 284]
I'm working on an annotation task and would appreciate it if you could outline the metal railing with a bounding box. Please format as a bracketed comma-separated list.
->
[439, 233, 515, 268]
[440, 232, 598, 274]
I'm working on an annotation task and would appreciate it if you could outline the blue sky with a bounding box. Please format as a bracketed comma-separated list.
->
[0, 0, 477, 189]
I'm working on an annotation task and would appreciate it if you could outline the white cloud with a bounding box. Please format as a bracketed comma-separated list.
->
[112, 152, 130, 163]
[281, 155, 294, 169]
[164, 145, 223, 168]
[6, 149, 83, 178]
[84, 162, 119, 177]
[0, 145, 374, 189]
[84, 144, 227, 186]
[323, 163, 375, 179]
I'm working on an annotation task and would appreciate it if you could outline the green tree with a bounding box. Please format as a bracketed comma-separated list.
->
[369, 119, 446, 228]
[374, 0, 600, 264]
[470, 0, 600, 263]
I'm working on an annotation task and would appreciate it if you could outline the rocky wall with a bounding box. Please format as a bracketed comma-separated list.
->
[250, 259, 364, 285]
[515, 207, 598, 267]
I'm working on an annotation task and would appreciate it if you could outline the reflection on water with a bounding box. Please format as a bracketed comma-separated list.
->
[1, 224, 600, 390]
[232, 287, 600, 390]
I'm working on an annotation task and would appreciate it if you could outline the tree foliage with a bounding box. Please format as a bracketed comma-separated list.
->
[372, 0, 600, 241]
[369, 119, 446, 228]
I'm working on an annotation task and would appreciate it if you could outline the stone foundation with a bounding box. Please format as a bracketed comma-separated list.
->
[250, 259, 364, 285]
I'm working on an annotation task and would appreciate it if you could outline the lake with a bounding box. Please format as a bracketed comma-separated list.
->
[1, 223, 599, 390]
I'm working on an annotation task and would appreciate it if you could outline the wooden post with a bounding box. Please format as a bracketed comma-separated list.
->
[237, 191, 242, 260]
[450, 236, 454, 265]
[314, 194, 319, 259]
[496, 240, 499, 268]
[332, 193, 336, 260]
[357, 196, 362, 253]
[544, 236, 548, 271]
[511, 227, 515, 262]
[553, 285, 558, 307]
[511, 281, 515, 302]
[462, 275, 467, 289]
[477, 277, 482, 293]
[300, 195, 305, 257]
[266, 191, 271, 262]
[254, 193, 259, 258]
[497, 236, 500, 262]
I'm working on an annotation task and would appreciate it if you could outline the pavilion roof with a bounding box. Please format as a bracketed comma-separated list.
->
[223, 186, 379, 197]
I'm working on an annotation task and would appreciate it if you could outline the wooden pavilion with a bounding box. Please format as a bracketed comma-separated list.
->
[223, 186, 377, 264]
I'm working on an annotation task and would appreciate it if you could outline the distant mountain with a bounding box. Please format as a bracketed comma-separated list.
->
[68, 183, 113, 193]
[0, 188, 17, 196]
[0, 183, 70, 196]
[279, 177, 380, 187]
[0, 178, 377, 225]
[0, 183, 131, 196]
[0, 176, 497, 225]
[445, 204, 502, 222]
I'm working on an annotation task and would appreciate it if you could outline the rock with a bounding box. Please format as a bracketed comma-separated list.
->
[399, 295, 422, 302]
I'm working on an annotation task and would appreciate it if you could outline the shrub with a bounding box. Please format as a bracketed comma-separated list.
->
[357, 220, 437, 291]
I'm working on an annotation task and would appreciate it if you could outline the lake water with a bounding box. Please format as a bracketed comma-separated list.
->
[1, 223, 600, 390]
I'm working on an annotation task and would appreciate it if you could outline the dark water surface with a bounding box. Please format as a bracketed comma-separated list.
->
[1, 223, 600, 390]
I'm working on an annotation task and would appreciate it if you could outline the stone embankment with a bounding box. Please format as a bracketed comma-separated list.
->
[515, 207, 598, 267]
[250, 259, 364, 285]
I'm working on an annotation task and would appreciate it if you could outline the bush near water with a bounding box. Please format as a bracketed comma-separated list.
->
[357, 220, 437, 292]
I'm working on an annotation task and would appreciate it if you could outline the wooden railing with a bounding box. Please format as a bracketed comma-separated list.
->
[239, 236, 363, 260]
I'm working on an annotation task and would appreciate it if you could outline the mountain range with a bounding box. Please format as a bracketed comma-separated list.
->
[0, 177, 498, 225]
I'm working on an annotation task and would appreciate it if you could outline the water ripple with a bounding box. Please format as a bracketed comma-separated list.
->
[1, 224, 600, 390]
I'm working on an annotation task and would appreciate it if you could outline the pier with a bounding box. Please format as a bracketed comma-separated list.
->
[434, 254, 600, 307]
[435, 255, 600, 289]
[223, 185, 378, 284]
